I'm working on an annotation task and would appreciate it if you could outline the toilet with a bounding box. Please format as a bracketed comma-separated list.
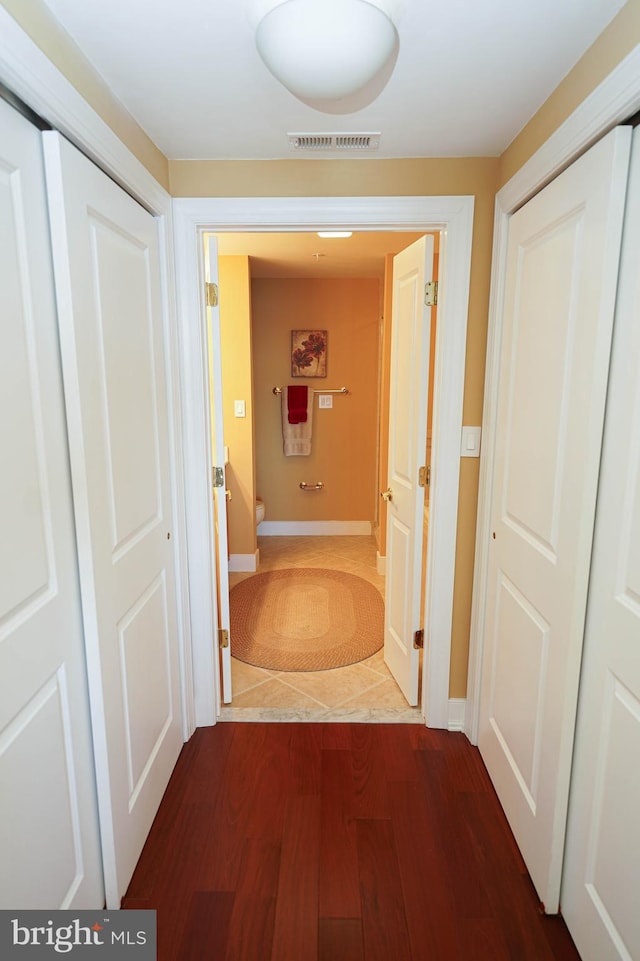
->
[256, 497, 265, 527]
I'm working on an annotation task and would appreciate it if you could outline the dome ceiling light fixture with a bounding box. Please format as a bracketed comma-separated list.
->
[253, 0, 399, 111]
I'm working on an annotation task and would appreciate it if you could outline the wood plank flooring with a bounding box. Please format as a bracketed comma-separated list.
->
[123, 723, 581, 961]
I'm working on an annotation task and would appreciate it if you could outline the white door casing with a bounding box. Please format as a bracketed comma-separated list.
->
[560, 127, 640, 961]
[204, 234, 232, 704]
[43, 131, 183, 907]
[172, 197, 473, 729]
[384, 236, 434, 706]
[478, 127, 631, 913]
[0, 100, 103, 908]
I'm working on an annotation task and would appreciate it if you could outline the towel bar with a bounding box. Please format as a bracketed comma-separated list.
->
[273, 386, 349, 395]
[299, 481, 324, 491]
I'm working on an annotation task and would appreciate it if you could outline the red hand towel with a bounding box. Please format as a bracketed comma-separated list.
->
[287, 385, 308, 424]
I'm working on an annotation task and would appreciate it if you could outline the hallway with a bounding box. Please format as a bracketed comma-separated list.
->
[122, 722, 581, 960]
[224, 535, 421, 721]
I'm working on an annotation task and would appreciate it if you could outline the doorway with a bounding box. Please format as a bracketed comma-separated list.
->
[172, 194, 474, 731]
[211, 230, 436, 718]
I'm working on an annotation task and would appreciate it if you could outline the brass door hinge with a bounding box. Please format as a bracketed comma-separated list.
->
[205, 282, 219, 307]
[218, 628, 229, 649]
[418, 465, 431, 487]
[414, 629, 424, 650]
[425, 281, 438, 307]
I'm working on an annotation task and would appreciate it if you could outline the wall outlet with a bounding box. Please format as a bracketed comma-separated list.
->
[318, 395, 333, 409]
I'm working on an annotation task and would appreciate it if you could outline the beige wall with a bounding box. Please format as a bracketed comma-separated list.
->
[169, 156, 499, 201]
[499, 0, 640, 187]
[0, 0, 169, 188]
[252, 277, 380, 524]
[219, 256, 256, 558]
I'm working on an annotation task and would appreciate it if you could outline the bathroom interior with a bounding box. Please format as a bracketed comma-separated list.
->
[208, 229, 438, 718]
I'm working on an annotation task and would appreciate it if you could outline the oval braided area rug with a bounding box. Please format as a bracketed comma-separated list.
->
[230, 567, 384, 672]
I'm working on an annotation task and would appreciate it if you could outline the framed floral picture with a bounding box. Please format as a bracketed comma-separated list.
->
[291, 329, 328, 377]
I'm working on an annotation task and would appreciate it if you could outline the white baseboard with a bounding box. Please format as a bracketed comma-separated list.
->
[258, 521, 372, 536]
[228, 551, 259, 572]
[376, 552, 386, 575]
[448, 698, 466, 732]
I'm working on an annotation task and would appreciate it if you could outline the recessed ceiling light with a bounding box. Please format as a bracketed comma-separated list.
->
[317, 231, 353, 238]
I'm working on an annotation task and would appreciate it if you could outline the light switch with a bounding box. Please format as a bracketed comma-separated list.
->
[234, 399, 246, 418]
[460, 426, 481, 457]
[318, 395, 333, 409]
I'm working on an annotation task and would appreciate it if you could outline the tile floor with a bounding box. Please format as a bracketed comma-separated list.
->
[221, 535, 423, 723]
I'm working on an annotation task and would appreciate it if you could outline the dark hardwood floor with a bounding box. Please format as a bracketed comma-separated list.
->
[123, 723, 581, 961]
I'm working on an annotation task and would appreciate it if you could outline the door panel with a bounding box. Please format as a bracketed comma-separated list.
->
[384, 236, 434, 705]
[0, 100, 103, 907]
[43, 131, 182, 907]
[561, 128, 640, 961]
[501, 219, 578, 553]
[479, 127, 631, 912]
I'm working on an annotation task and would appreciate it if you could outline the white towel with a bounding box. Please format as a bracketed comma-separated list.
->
[281, 388, 314, 455]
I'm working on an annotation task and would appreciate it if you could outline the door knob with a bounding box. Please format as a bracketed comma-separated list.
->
[380, 488, 393, 502]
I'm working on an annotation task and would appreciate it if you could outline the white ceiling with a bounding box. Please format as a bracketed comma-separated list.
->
[36, 0, 625, 277]
[214, 230, 426, 278]
[40, 0, 625, 161]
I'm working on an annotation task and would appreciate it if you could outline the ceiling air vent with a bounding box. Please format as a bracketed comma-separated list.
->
[288, 132, 381, 152]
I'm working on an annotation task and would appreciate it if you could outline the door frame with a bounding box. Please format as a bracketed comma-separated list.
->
[466, 44, 640, 743]
[173, 196, 474, 729]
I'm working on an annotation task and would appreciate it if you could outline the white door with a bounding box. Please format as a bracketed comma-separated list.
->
[478, 127, 631, 912]
[43, 132, 183, 907]
[560, 128, 640, 961]
[204, 235, 232, 704]
[0, 101, 103, 907]
[384, 235, 434, 706]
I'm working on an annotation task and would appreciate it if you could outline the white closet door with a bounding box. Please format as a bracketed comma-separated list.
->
[478, 127, 631, 912]
[560, 128, 640, 961]
[0, 101, 103, 907]
[43, 132, 183, 907]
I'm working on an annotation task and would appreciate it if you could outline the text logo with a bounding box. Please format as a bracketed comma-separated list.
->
[0, 911, 156, 958]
